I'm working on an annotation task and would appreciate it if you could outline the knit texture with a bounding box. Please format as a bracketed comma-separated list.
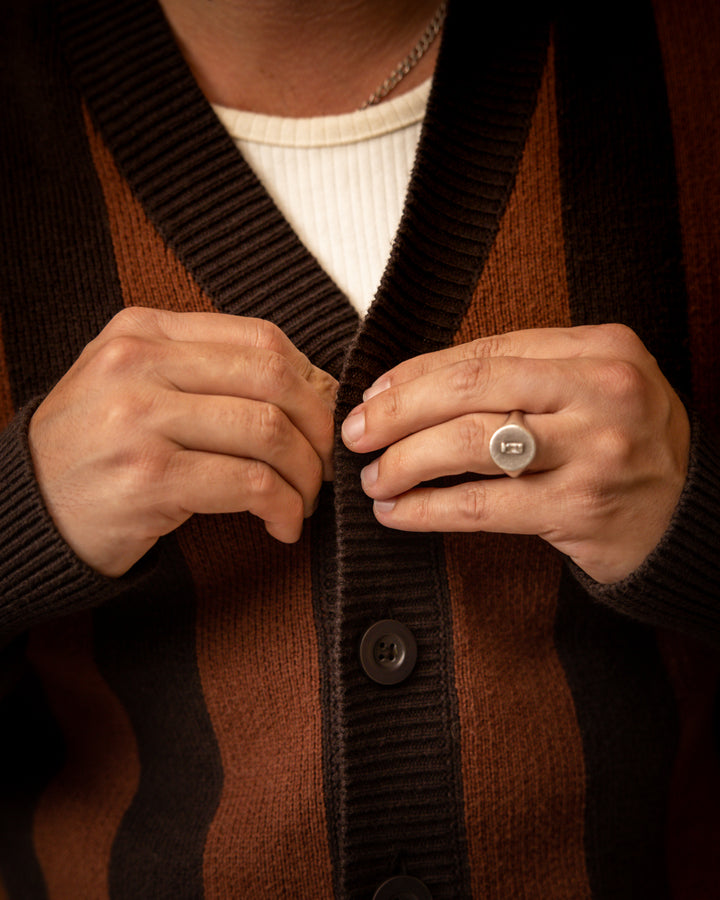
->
[1, 0, 719, 897]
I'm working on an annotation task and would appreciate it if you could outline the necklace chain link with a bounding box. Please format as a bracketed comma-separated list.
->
[359, 2, 448, 110]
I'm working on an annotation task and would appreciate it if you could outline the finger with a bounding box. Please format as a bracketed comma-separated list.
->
[343, 356, 582, 454]
[370, 477, 552, 536]
[363, 323, 644, 398]
[169, 450, 307, 543]
[89, 334, 336, 479]
[160, 341, 336, 476]
[97, 307, 338, 431]
[100, 307, 319, 381]
[359, 412, 568, 499]
[164, 394, 324, 516]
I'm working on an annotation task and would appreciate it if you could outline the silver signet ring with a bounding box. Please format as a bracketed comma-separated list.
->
[488, 410, 537, 477]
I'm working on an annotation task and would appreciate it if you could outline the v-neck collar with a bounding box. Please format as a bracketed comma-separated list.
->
[57, 0, 549, 392]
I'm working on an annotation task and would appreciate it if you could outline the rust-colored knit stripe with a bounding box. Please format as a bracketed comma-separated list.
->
[28, 615, 140, 900]
[445, 46, 591, 898]
[457, 50, 572, 339]
[177, 517, 334, 897]
[85, 111, 333, 895]
[653, 0, 720, 893]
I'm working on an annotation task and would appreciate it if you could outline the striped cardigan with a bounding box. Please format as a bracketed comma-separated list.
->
[1, 0, 720, 897]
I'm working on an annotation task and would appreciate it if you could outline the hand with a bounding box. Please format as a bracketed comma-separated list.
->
[341, 324, 690, 584]
[29, 307, 337, 577]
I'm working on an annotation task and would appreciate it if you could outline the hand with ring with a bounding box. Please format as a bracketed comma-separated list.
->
[341, 323, 690, 584]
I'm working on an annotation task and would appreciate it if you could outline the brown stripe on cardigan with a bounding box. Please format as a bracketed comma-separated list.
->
[177, 517, 334, 897]
[84, 107, 334, 894]
[27, 615, 140, 900]
[653, 0, 720, 894]
[444, 43, 590, 898]
[456, 40, 573, 339]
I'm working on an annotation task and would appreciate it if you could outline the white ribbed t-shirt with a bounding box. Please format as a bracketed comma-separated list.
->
[213, 79, 430, 316]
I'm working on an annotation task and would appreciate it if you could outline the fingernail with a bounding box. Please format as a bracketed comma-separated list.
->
[363, 376, 391, 402]
[360, 459, 378, 489]
[342, 408, 365, 444]
[373, 498, 396, 514]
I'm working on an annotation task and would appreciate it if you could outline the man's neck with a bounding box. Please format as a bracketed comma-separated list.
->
[158, 0, 444, 117]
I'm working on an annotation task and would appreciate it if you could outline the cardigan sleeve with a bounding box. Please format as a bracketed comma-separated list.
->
[0, 400, 161, 643]
[570, 413, 720, 648]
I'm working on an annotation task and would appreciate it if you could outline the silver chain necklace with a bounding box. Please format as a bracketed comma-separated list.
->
[359, 2, 448, 110]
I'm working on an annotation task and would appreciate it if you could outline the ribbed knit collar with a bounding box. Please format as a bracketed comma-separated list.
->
[56, 0, 548, 389]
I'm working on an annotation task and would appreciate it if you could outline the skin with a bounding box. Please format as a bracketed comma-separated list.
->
[341, 324, 691, 585]
[28, 5, 691, 585]
[29, 308, 337, 576]
[157, 0, 444, 115]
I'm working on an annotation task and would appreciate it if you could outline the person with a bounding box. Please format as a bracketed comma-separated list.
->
[1, 0, 719, 896]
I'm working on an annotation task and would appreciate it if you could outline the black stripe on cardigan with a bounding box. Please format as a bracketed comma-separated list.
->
[554, 0, 686, 895]
[93, 538, 224, 899]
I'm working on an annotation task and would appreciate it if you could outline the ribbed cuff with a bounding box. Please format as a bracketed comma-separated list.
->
[570, 414, 720, 647]
[0, 401, 158, 641]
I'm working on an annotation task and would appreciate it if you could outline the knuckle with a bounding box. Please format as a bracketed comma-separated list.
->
[138, 444, 174, 491]
[118, 438, 174, 501]
[457, 415, 488, 464]
[245, 458, 276, 499]
[469, 334, 505, 360]
[447, 358, 491, 399]
[458, 483, 488, 525]
[381, 442, 409, 482]
[102, 385, 155, 435]
[260, 351, 295, 396]
[104, 307, 138, 335]
[93, 333, 149, 377]
[256, 402, 289, 449]
[106, 305, 162, 335]
[595, 426, 635, 470]
[596, 322, 641, 353]
[250, 318, 285, 354]
[596, 358, 646, 405]
[407, 490, 432, 525]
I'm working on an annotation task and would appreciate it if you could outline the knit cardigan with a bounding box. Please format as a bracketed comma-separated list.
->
[1, 0, 720, 897]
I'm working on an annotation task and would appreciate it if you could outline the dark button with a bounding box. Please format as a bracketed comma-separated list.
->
[359, 619, 417, 685]
[372, 875, 433, 900]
